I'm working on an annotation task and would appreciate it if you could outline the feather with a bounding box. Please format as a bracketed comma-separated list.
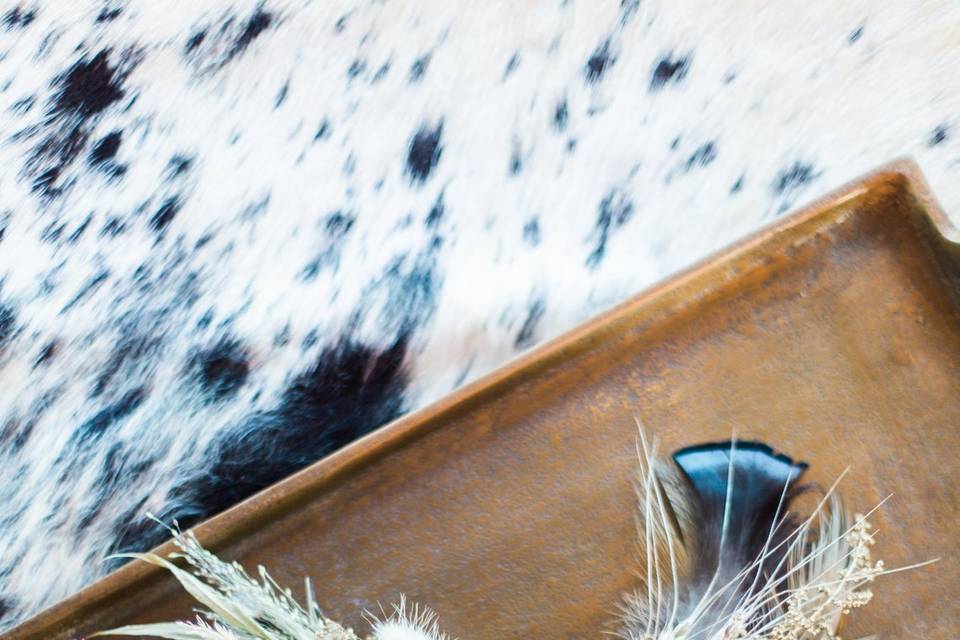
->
[620, 426, 926, 640]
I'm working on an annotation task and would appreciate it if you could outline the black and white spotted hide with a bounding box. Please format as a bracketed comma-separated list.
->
[0, 0, 957, 629]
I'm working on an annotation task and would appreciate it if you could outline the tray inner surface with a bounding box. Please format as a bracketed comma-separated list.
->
[8, 169, 960, 639]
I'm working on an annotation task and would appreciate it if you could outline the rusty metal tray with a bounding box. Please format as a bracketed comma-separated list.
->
[6, 159, 959, 640]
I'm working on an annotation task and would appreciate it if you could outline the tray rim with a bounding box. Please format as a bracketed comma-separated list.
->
[5, 156, 955, 640]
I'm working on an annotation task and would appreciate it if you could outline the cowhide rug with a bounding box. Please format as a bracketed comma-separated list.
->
[0, 0, 957, 629]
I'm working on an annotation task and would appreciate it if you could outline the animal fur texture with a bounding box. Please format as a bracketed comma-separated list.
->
[2, 0, 959, 629]
[96, 434, 927, 640]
